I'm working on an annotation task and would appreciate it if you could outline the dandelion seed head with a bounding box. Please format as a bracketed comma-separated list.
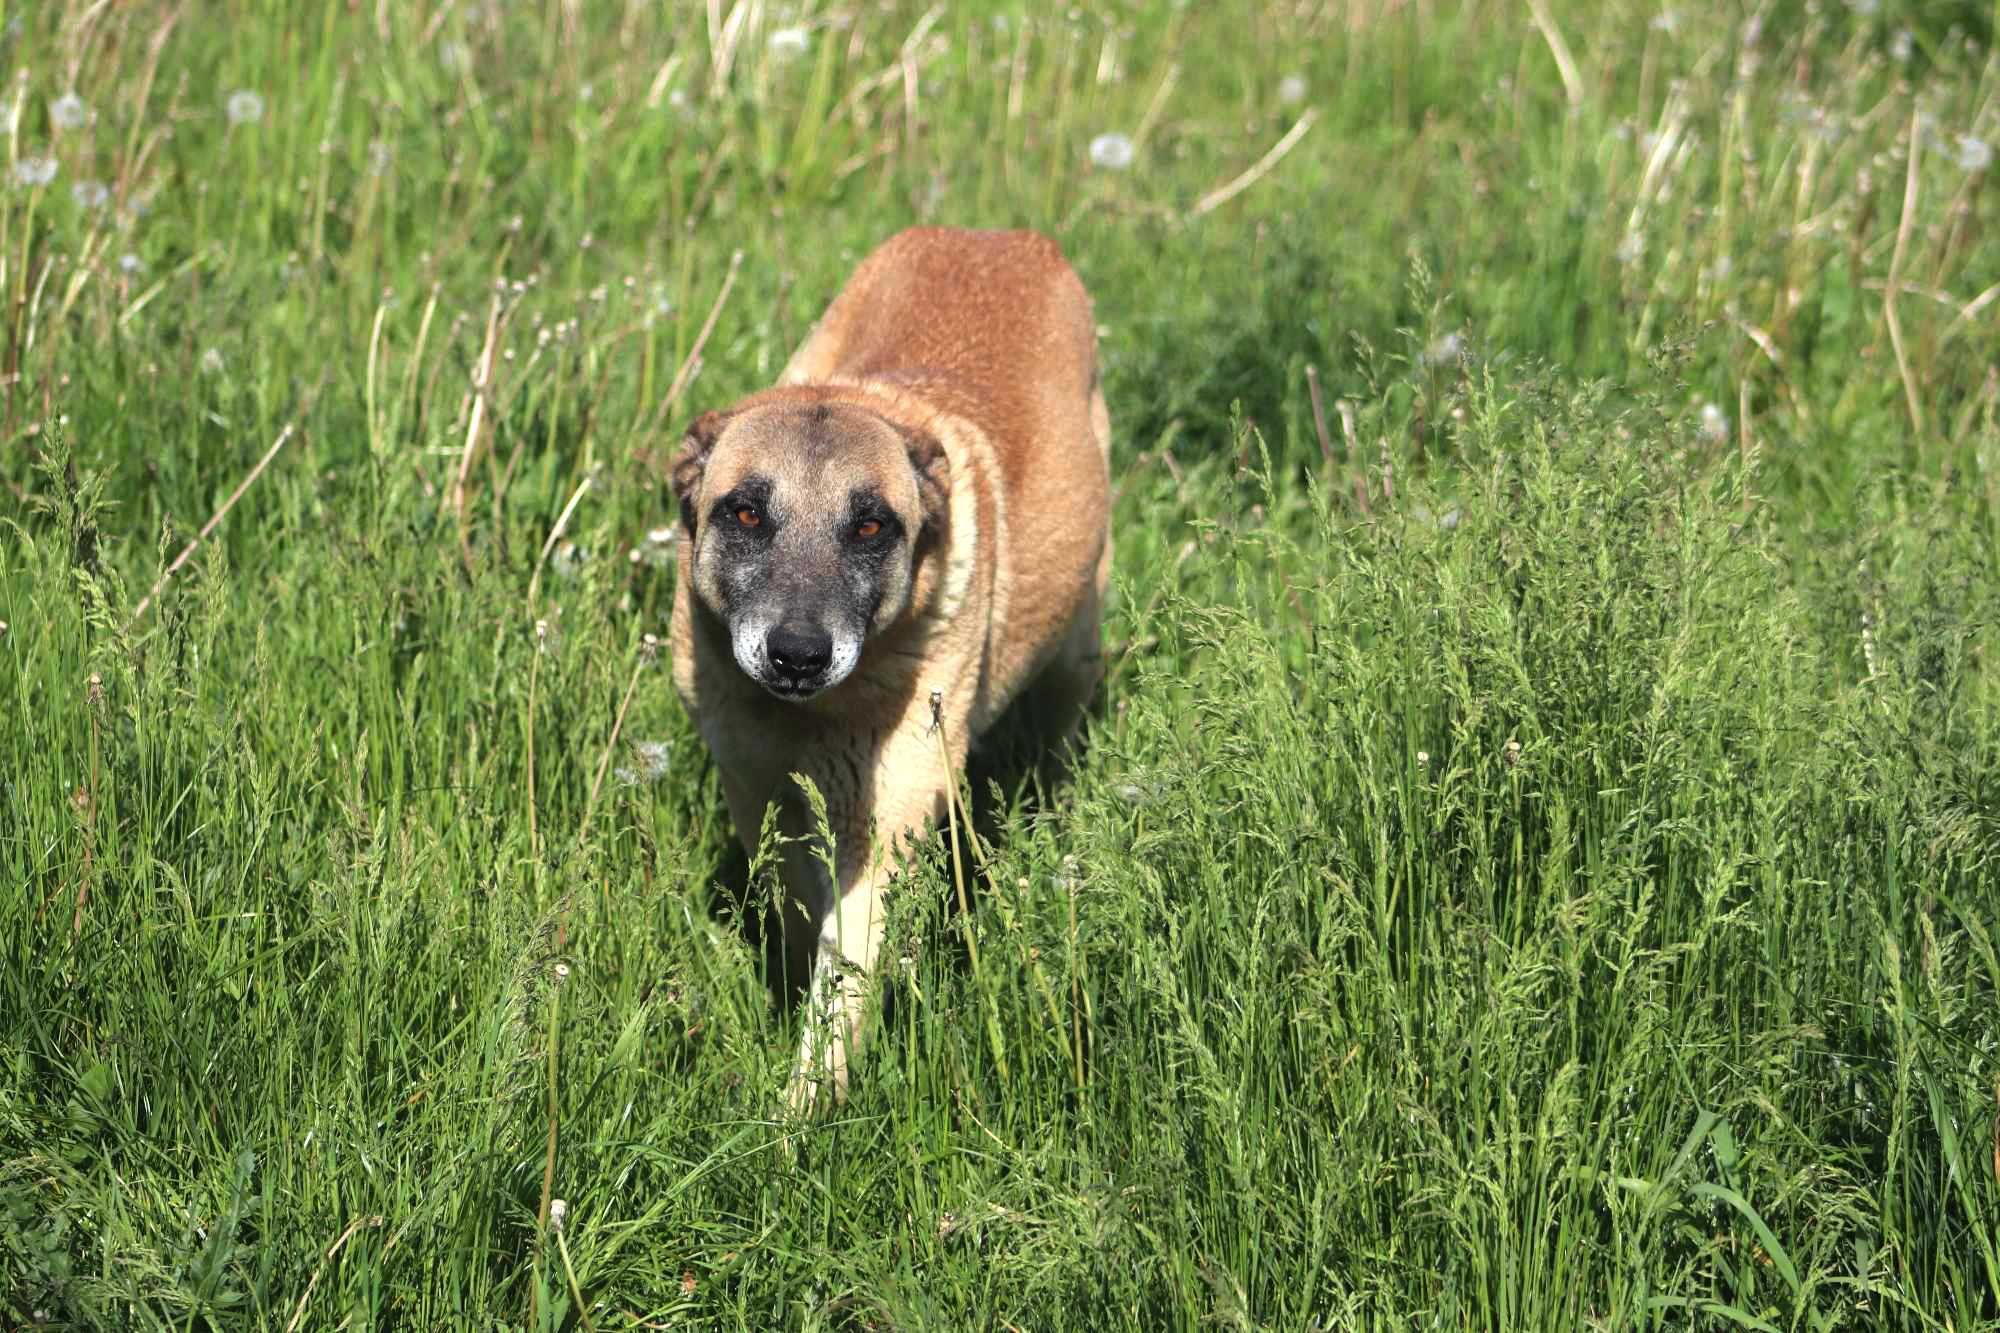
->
[1088, 131, 1135, 170]
[1424, 332, 1465, 366]
[13, 156, 58, 188]
[70, 179, 108, 209]
[50, 92, 91, 131]
[119, 252, 145, 275]
[1957, 134, 1992, 173]
[1276, 74, 1308, 106]
[1699, 401, 1730, 442]
[614, 739, 673, 787]
[226, 90, 265, 125]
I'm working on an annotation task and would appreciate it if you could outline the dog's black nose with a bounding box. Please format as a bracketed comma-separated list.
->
[766, 624, 833, 682]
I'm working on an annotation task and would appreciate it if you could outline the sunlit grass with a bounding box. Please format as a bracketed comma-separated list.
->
[2, 1, 1997, 1328]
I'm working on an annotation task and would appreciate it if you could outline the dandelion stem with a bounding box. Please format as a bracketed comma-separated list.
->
[579, 645, 650, 847]
[1885, 106, 1925, 440]
[1191, 109, 1319, 219]
[129, 423, 296, 627]
[651, 249, 743, 429]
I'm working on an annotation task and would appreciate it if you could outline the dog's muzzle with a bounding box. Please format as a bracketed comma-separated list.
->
[765, 623, 833, 691]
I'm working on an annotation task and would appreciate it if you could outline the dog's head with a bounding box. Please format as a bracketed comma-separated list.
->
[670, 399, 950, 701]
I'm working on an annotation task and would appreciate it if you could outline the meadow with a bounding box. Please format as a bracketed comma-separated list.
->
[3, 0, 1999, 1327]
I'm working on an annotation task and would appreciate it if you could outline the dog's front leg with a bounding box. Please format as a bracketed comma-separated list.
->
[787, 843, 893, 1116]
[785, 716, 961, 1114]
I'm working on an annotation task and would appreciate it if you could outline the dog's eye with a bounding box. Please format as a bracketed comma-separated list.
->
[853, 519, 882, 540]
[734, 507, 762, 529]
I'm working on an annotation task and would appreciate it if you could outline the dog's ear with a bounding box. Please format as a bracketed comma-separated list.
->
[671, 409, 731, 534]
[903, 428, 950, 541]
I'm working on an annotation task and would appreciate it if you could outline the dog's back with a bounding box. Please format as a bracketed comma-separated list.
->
[783, 227, 1110, 686]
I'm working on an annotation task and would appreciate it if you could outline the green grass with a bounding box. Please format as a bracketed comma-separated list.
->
[3, 0, 1999, 1327]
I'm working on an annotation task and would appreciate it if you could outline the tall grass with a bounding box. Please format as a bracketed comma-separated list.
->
[2, 0, 1997, 1327]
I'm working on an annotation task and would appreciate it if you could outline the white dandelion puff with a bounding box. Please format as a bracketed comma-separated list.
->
[1956, 135, 1992, 174]
[636, 524, 677, 568]
[13, 156, 58, 187]
[1699, 402, 1730, 443]
[1423, 332, 1465, 367]
[225, 90, 265, 126]
[614, 739, 673, 786]
[50, 92, 91, 131]
[119, 252, 145, 276]
[767, 26, 810, 60]
[70, 179, 109, 209]
[1088, 131, 1135, 170]
[1276, 74, 1308, 106]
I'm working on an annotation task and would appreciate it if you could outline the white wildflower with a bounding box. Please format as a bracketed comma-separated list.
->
[636, 524, 677, 568]
[13, 156, 57, 187]
[119, 252, 146, 276]
[50, 92, 91, 131]
[614, 739, 673, 786]
[1424, 332, 1465, 366]
[1956, 135, 1992, 174]
[71, 179, 109, 209]
[1088, 131, 1135, 170]
[225, 90, 265, 126]
[767, 26, 809, 60]
[1276, 74, 1308, 106]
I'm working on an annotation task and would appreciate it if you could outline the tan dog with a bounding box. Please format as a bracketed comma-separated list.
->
[667, 227, 1111, 1110]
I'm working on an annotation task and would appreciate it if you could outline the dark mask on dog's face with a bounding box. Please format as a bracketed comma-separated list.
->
[670, 402, 949, 701]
